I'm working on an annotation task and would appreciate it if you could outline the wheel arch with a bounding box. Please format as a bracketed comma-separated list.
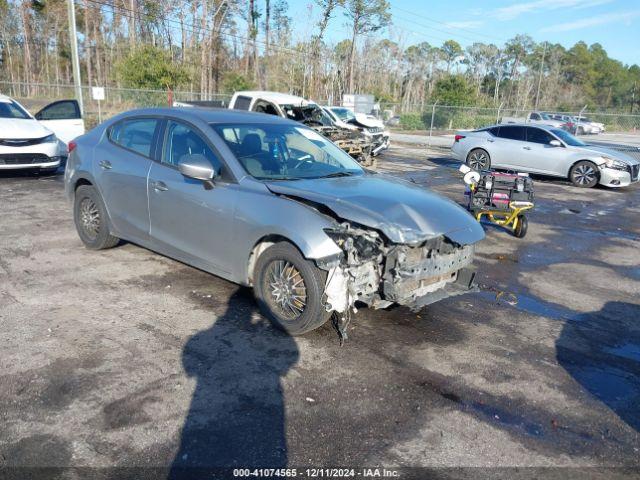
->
[568, 158, 600, 178]
[246, 234, 305, 286]
[74, 177, 93, 191]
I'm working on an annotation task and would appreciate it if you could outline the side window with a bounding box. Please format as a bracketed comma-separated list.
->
[109, 118, 158, 157]
[498, 126, 525, 141]
[163, 121, 221, 172]
[35, 100, 81, 120]
[253, 101, 279, 116]
[526, 127, 555, 145]
[487, 127, 500, 136]
[233, 96, 252, 111]
[530, 113, 541, 120]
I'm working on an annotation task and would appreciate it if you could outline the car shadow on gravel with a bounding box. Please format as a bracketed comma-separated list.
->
[168, 288, 298, 478]
[556, 301, 640, 433]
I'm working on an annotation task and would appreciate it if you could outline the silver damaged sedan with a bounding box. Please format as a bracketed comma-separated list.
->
[65, 108, 484, 335]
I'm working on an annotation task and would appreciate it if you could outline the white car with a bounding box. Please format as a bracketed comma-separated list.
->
[451, 124, 639, 188]
[576, 116, 605, 134]
[326, 106, 390, 155]
[0, 95, 85, 173]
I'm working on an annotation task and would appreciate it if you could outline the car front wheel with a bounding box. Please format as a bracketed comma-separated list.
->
[569, 161, 599, 188]
[73, 185, 120, 249]
[253, 242, 331, 336]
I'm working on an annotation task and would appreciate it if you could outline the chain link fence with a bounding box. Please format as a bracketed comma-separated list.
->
[380, 103, 640, 135]
[0, 81, 231, 128]
[3, 81, 639, 135]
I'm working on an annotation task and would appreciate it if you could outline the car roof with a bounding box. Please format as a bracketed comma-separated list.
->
[235, 91, 317, 106]
[110, 106, 302, 126]
[0, 94, 14, 103]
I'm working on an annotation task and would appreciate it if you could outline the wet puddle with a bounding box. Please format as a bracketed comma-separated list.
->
[605, 343, 640, 363]
[571, 366, 637, 404]
[475, 290, 580, 321]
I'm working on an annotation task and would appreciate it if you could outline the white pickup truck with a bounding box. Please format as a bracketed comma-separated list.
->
[227, 90, 376, 165]
[500, 111, 567, 129]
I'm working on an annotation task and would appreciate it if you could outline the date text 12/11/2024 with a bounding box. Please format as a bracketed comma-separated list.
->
[232, 468, 401, 478]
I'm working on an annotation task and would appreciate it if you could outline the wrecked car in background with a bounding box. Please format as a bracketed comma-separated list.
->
[228, 91, 377, 167]
[65, 108, 484, 337]
[326, 106, 391, 156]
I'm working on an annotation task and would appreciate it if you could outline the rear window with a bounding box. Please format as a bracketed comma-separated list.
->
[109, 118, 159, 157]
[233, 96, 252, 111]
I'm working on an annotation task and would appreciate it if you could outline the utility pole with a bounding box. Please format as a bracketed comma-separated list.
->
[534, 42, 546, 111]
[67, 0, 83, 115]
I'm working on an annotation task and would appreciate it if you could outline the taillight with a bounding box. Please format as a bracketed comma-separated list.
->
[454, 134, 465, 142]
[68, 140, 77, 153]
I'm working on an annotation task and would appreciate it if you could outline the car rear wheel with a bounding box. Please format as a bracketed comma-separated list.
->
[569, 161, 599, 188]
[466, 148, 491, 170]
[73, 185, 119, 249]
[254, 242, 331, 336]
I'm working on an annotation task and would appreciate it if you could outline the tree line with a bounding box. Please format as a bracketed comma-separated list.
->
[1, 0, 639, 113]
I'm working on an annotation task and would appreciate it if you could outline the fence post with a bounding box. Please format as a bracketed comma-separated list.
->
[428, 101, 438, 148]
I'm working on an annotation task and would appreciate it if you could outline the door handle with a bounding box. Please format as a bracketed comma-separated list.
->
[99, 160, 112, 169]
[487, 139, 495, 142]
[151, 181, 168, 192]
[523, 146, 532, 150]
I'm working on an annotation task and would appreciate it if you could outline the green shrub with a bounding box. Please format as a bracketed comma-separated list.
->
[399, 113, 426, 130]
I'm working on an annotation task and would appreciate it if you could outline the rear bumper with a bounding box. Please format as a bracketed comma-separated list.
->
[450, 143, 464, 161]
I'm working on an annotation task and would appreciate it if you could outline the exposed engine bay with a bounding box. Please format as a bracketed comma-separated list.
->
[320, 222, 477, 323]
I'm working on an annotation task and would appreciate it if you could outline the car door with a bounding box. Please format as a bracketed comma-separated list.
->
[489, 125, 526, 169]
[94, 117, 161, 241]
[147, 119, 238, 274]
[521, 127, 570, 176]
[34, 100, 85, 144]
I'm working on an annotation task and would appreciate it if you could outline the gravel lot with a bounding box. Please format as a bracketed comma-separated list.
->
[1, 144, 639, 478]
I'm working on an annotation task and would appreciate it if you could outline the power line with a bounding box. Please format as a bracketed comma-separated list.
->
[84, 0, 315, 59]
[389, 4, 506, 43]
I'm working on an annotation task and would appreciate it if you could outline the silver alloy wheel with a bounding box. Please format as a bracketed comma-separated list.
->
[266, 260, 307, 319]
[79, 197, 100, 239]
[468, 150, 489, 170]
[572, 164, 597, 185]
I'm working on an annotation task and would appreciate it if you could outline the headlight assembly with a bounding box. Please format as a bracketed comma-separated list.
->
[601, 156, 627, 171]
[42, 133, 57, 144]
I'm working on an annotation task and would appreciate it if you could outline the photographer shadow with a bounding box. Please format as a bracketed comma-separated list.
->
[169, 288, 299, 478]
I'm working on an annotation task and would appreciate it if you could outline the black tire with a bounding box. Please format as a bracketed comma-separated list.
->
[73, 185, 119, 249]
[253, 242, 331, 336]
[577, 126, 585, 135]
[514, 215, 528, 238]
[466, 148, 491, 170]
[569, 160, 599, 188]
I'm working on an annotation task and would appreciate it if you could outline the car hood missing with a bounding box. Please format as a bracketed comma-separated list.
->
[266, 174, 485, 245]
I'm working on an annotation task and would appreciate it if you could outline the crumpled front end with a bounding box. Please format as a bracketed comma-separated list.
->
[319, 222, 477, 316]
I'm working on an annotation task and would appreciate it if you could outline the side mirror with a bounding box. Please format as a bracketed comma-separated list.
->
[549, 140, 562, 147]
[178, 154, 216, 181]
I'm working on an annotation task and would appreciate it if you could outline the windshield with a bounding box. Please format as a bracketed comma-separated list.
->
[550, 128, 586, 147]
[330, 107, 356, 122]
[540, 113, 552, 120]
[211, 123, 364, 180]
[0, 100, 31, 119]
